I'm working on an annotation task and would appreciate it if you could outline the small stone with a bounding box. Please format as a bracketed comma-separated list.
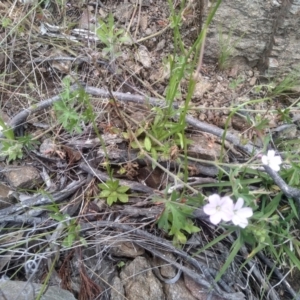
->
[111, 277, 125, 300]
[135, 45, 151, 68]
[4, 166, 42, 189]
[0, 183, 15, 209]
[145, 28, 152, 35]
[164, 279, 197, 300]
[188, 134, 228, 162]
[120, 257, 164, 300]
[0, 280, 76, 300]
[110, 242, 145, 258]
[268, 58, 279, 68]
[249, 77, 257, 86]
[247, 70, 254, 77]
[153, 252, 176, 278]
[156, 39, 165, 51]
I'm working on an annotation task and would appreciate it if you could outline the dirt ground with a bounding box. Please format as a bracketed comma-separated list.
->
[0, 1, 300, 299]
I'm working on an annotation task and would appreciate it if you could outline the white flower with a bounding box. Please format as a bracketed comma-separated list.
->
[231, 198, 253, 228]
[261, 150, 282, 172]
[203, 194, 234, 225]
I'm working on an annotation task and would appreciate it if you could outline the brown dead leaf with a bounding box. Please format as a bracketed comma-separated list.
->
[61, 145, 81, 165]
[137, 167, 165, 189]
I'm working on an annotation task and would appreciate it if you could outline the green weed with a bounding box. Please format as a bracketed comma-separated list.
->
[155, 191, 201, 246]
[98, 179, 130, 206]
[0, 118, 38, 162]
[96, 13, 132, 61]
[53, 78, 93, 133]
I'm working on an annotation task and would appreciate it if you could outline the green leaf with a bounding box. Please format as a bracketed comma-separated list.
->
[119, 34, 132, 44]
[288, 198, 299, 219]
[80, 237, 88, 247]
[115, 29, 124, 36]
[144, 136, 152, 151]
[215, 235, 243, 282]
[117, 185, 130, 193]
[183, 224, 200, 234]
[117, 193, 129, 203]
[63, 232, 76, 248]
[176, 132, 184, 148]
[99, 190, 111, 198]
[2, 141, 23, 162]
[262, 193, 281, 218]
[283, 246, 300, 270]
[157, 207, 171, 232]
[151, 147, 158, 169]
[109, 180, 120, 189]
[136, 127, 145, 137]
[175, 230, 187, 244]
[195, 231, 233, 255]
[107, 194, 118, 206]
[117, 261, 125, 268]
[98, 183, 108, 190]
[50, 213, 65, 222]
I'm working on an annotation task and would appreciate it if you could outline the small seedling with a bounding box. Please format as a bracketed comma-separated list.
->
[98, 179, 130, 206]
[155, 191, 200, 245]
[54, 78, 92, 133]
[0, 119, 32, 162]
[96, 13, 131, 61]
[50, 207, 87, 248]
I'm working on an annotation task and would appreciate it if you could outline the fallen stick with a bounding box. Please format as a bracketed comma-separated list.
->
[2, 84, 257, 156]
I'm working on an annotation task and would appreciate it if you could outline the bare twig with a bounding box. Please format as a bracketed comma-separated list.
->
[0, 179, 86, 217]
[1, 84, 257, 157]
[263, 165, 300, 208]
[79, 162, 155, 194]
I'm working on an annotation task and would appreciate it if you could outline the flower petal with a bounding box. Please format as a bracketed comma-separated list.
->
[261, 155, 268, 165]
[208, 194, 221, 205]
[236, 207, 253, 218]
[220, 210, 234, 222]
[269, 162, 280, 172]
[210, 213, 222, 225]
[234, 198, 244, 210]
[203, 204, 217, 216]
[232, 215, 248, 228]
[220, 196, 234, 209]
[273, 155, 282, 165]
[267, 150, 276, 159]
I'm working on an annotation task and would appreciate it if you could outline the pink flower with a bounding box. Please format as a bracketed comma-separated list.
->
[231, 198, 253, 228]
[261, 150, 282, 172]
[203, 194, 234, 225]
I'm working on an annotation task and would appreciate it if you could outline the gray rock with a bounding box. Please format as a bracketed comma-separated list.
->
[111, 276, 125, 300]
[187, 134, 229, 162]
[120, 256, 165, 300]
[164, 278, 197, 300]
[0, 183, 16, 209]
[204, 0, 300, 76]
[3, 166, 42, 189]
[110, 242, 145, 258]
[0, 280, 76, 300]
[152, 253, 177, 279]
